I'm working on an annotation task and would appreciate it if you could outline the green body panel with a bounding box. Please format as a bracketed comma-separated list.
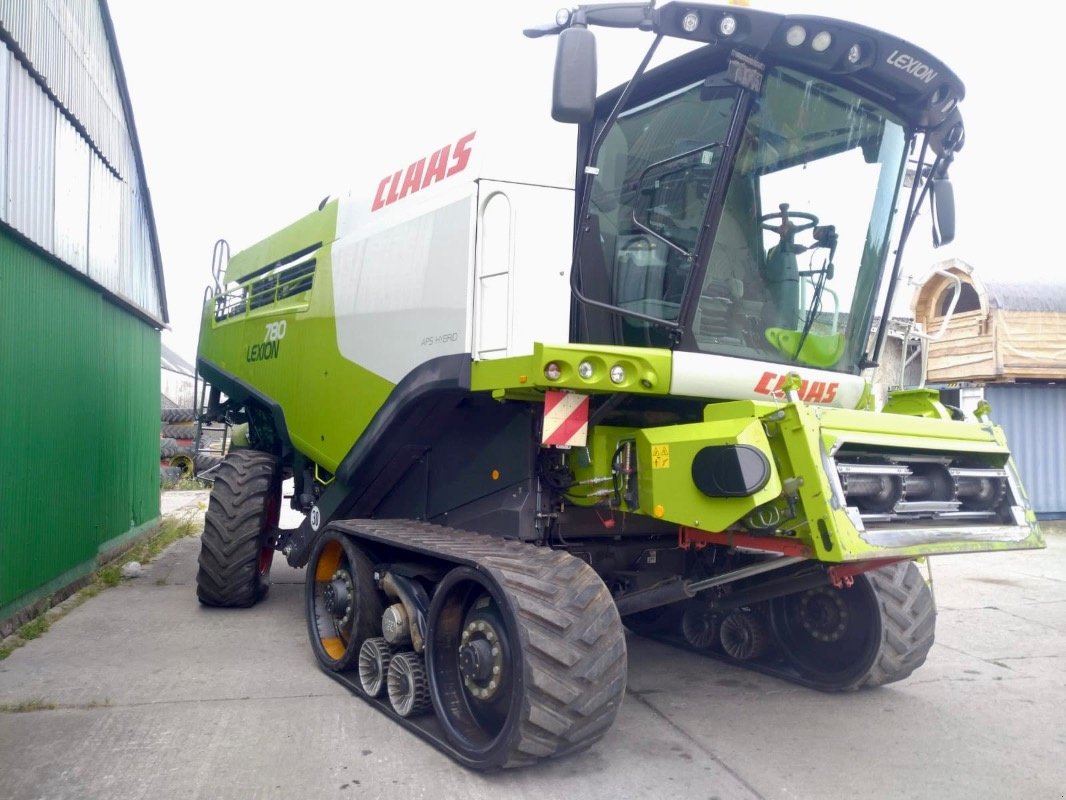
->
[223, 205, 340, 284]
[622, 396, 1043, 562]
[636, 407, 783, 531]
[0, 230, 160, 614]
[881, 387, 955, 419]
[198, 201, 394, 472]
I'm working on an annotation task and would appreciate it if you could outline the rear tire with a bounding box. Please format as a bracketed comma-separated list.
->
[196, 450, 281, 607]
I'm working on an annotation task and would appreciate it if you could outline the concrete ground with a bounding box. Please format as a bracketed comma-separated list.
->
[0, 492, 1063, 800]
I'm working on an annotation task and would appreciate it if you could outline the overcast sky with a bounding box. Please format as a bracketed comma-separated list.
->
[106, 1, 1053, 362]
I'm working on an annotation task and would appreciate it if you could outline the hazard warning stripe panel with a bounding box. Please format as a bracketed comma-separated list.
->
[542, 390, 589, 447]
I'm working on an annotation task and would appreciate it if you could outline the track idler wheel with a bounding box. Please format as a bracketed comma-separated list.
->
[769, 560, 935, 690]
[306, 533, 384, 671]
[426, 560, 626, 769]
[719, 610, 770, 660]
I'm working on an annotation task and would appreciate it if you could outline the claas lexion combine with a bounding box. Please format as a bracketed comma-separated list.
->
[194, 3, 1044, 769]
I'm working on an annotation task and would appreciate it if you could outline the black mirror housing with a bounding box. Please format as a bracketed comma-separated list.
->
[552, 27, 597, 124]
[931, 178, 955, 247]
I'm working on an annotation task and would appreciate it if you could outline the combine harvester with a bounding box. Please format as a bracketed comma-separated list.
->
[194, 2, 1044, 769]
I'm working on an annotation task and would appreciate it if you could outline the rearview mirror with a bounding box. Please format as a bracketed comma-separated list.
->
[931, 177, 955, 247]
[552, 27, 597, 124]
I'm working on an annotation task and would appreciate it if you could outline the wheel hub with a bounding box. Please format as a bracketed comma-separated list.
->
[460, 619, 504, 700]
[323, 570, 354, 625]
[799, 587, 849, 642]
[458, 638, 494, 681]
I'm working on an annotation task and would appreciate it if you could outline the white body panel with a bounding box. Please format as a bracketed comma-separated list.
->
[473, 181, 573, 361]
[671, 351, 866, 408]
[331, 127, 575, 384]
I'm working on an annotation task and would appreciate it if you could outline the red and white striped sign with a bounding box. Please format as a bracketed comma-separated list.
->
[542, 391, 589, 447]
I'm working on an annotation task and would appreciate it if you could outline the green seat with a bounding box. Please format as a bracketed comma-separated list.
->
[764, 327, 845, 368]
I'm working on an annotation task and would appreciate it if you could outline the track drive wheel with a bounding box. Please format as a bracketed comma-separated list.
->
[196, 450, 280, 607]
[426, 560, 627, 769]
[306, 532, 384, 671]
[770, 560, 935, 690]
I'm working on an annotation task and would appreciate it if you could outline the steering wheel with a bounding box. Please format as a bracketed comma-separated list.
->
[760, 203, 818, 239]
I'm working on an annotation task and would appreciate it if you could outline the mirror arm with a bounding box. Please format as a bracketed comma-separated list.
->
[861, 136, 932, 370]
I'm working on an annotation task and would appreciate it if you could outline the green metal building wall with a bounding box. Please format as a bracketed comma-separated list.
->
[0, 229, 161, 617]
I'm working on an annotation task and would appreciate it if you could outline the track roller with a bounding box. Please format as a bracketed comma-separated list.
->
[358, 637, 392, 697]
[719, 610, 770, 661]
[681, 601, 721, 649]
[387, 652, 431, 717]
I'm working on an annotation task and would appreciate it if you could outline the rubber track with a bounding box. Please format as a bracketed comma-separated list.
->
[855, 560, 935, 688]
[196, 450, 277, 607]
[328, 519, 628, 768]
[629, 561, 936, 691]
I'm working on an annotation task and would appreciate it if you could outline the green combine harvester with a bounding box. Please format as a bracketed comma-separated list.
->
[194, 2, 1044, 769]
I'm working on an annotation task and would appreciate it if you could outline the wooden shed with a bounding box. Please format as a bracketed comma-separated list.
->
[912, 259, 1066, 383]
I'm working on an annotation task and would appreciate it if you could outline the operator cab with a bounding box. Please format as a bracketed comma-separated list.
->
[539, 2, 965, 377]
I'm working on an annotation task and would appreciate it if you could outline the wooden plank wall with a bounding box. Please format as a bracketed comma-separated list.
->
[925, 311, 996, 382]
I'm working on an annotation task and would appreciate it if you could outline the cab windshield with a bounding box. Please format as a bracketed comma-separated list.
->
[581, 66, 908, 374]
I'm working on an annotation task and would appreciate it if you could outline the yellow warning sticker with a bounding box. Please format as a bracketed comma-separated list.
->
[651, 444, 670, 469]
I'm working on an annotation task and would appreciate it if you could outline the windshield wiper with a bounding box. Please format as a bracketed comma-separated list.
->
[791, 226, 838, 363]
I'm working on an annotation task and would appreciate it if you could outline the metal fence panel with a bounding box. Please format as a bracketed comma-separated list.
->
[985, 383, 1066, 517]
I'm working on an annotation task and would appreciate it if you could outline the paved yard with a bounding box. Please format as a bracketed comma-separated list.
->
[1, 495, 1062, 800]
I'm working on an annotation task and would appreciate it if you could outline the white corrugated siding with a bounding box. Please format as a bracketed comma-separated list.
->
[53, 110, 90, 271]
[5, 62, 55, 251]
[87, 149, 123, 291]
[0, 0, 129, 177]
[0, 45, 7, 219]
[985, 383, 1066, 517]
[0, 1, 163, 321]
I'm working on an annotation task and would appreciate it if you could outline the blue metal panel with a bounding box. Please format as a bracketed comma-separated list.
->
[985, 383, 1066, 517]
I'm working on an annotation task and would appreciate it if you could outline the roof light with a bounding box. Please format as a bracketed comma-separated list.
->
[847, 44, 862, 64]
[785, 25, 806, 46]
[682, 11, 700, 33]
[545, 362, 562, 381]
[578, 361, 595, 380]
[811, 31, 833, 52]
[610, 365, 626, 384]
[718, 15, 737, 36]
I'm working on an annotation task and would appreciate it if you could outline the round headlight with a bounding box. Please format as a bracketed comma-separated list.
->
[847, 43, 862, 64]
[682, 12, 700, 33]
[610, 365, 626, 384]
[718, 15, 736, 36]
[785, 25, 806, 46]
[578, 361, 594, 380]
[811, 31, 833, 52]
[544, 362, 562, 381]
[555, 8, 571, 26]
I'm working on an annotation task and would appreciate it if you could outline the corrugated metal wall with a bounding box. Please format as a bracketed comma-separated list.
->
[0, 229, 160, 613]
[0, 2, 163, 320]
[0, 0, 130, 180]
[985, 383, 1066, 518]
